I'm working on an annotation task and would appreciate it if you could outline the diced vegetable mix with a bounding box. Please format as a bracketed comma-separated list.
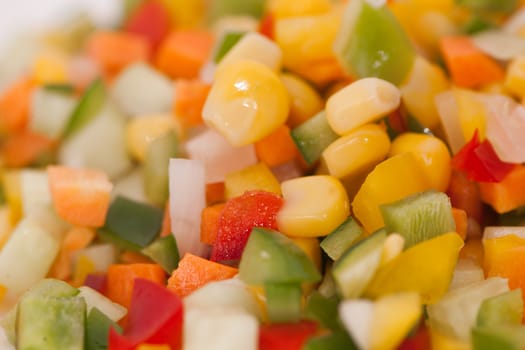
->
[6, 0, 525, 349]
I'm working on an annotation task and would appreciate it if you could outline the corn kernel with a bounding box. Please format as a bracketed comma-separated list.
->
[275, 12, 340, 71]
[322, 123, 391, 179]
[32, 50, 68, 85]
[217, 32, 282, 73]
[202, 59, 290, 146]
[224, 162, 281, 199]
[326, 78, 401, 135]
[126, 114, 183, 162]
[268, 0, 332, 18]
[380, 233, 405, 266]
[352, 152, 432, 233]
[400, 56, 449, 130]
[280, 73, 324, 127]
[162, 0, 204, 28]
[277, 175, 350, 237]
[389, 132, 451, 192]
[504, 56, 525, 99]
[2, 171, 22, 226]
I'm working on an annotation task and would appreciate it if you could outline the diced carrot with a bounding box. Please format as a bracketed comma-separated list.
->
[86, 31, 151, 78]
[200, 203, 225, 245]
[154, 30, 214, 79]
[447, 169, 483, 223]
[1, 130, 56, 168]
[479, 165, 525, 214]
[255, 124, 299, 168]
[160, 201, 172, 237]
[206, 182, 225, 205]
[0, 77, 34, 134]
[173, 79, 211, 127]
[439, 36, 504, 88]
[451, 207, 468, 241]
[47, 165, 113, 227]
[49, 227, 96, 280]
[106, 263, 166, 310]
[167, 253, 238, 297]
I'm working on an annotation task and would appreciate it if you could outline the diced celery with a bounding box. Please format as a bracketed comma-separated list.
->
[320, 216, 363, 261]
[477, 289, 524, 327]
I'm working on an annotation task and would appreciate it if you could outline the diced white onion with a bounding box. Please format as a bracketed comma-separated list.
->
[73, 243, 117, 273]
[435, 91, 465, 154]
[169, 158, 209, 258]
[185, 128, 257, 184]
[20, 170, 52, 218]
[30, 88, 77, 139]
[472, 30, 525, 61]
[483, 226, 525, 240]
[78, 286, 127, 322]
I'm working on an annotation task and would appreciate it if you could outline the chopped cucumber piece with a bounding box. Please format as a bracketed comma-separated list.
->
[144, 130, 183, 206]
[333, 0, 415, 85]
[321, 216, 363, 261]
[85, 307, 121, 350]
[208, 0, 266, 22]
[239, 228, 321, 285]
[477, 289, 524, 327]
[305, 291, 341, 331]
[17, 294, 85, 350]
[291, 111, 339, 165]
[304, 331, 357, 350]
[101, 196, 163, 250]
[142, 234, 180, 273]
[265, 282, 302, 323]
[380, 190, 455, 248]
[62, 79, 106, 138]
[332, 230, 387, 299]
[472, 325, 525, 350]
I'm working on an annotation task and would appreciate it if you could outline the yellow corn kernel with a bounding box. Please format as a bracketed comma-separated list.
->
[352, 152, 432, 233]
[0, 284, 6, 303]
[2, 171, 22, 226]
[162, 0, 204, 28]
[224, 162, 281, 199]
[268, 0, 332, 18]
[291, 237, 322, 272]
[400, 56, 449, 130]
[137, 345, 171, 350]
[504, 56, 525, 99]
[277, 175, 349, 237]
[217, 32, 282, 73]
[322, 123, 391, 179]
[274, 12, 340, 71]
[429, 324, 470, 350]
[32, 50, 68, 85]
[326, 78, 401, 135]
[280, 73, 324, 128]
[71, 255, 96, 287]
[126, 114, 183, 162]
[380, 233, 405, 266]
[389, 132, 451, 192]
[202, 60, 289, 146]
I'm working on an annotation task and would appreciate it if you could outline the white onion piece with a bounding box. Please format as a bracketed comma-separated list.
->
[169, 158, 209, 258]
[482, 94, 525, 163]
[504, 7, 525, 34]
[30, 87, 77, 138]
[185, 128, 257, 183]
[472, 30, 525, 61]
[19, 170, 51, 217]
[0, 327, 14, 350]
[78, 286, 127, 322]
[112, 62, 175, 117]
[449, 259, 484, 291]
[483, 226, 525, 240]
[199, 61, 216, 85]
[73, 243, 117, 273]
[435, 91, 465, 154]
[111, 167, 147, 204]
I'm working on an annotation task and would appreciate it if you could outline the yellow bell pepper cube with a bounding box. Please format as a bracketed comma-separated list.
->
[224, 162, 281, 199]
[400, 56, 449, 130]
[32, 50, 68, 85]
[137, 345, 171, 350]
[280, 72, 324, 128]
[277, 175, 350, 237]
[365, 232, 464, 304]
[268, 0, 332, 18]
[352, 152, 432, 234]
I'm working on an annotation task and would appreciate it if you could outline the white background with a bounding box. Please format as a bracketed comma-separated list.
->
[0, 0, 122, 51]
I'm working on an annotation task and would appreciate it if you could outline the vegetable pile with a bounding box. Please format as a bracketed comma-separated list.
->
[3, 0, 525, 349]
